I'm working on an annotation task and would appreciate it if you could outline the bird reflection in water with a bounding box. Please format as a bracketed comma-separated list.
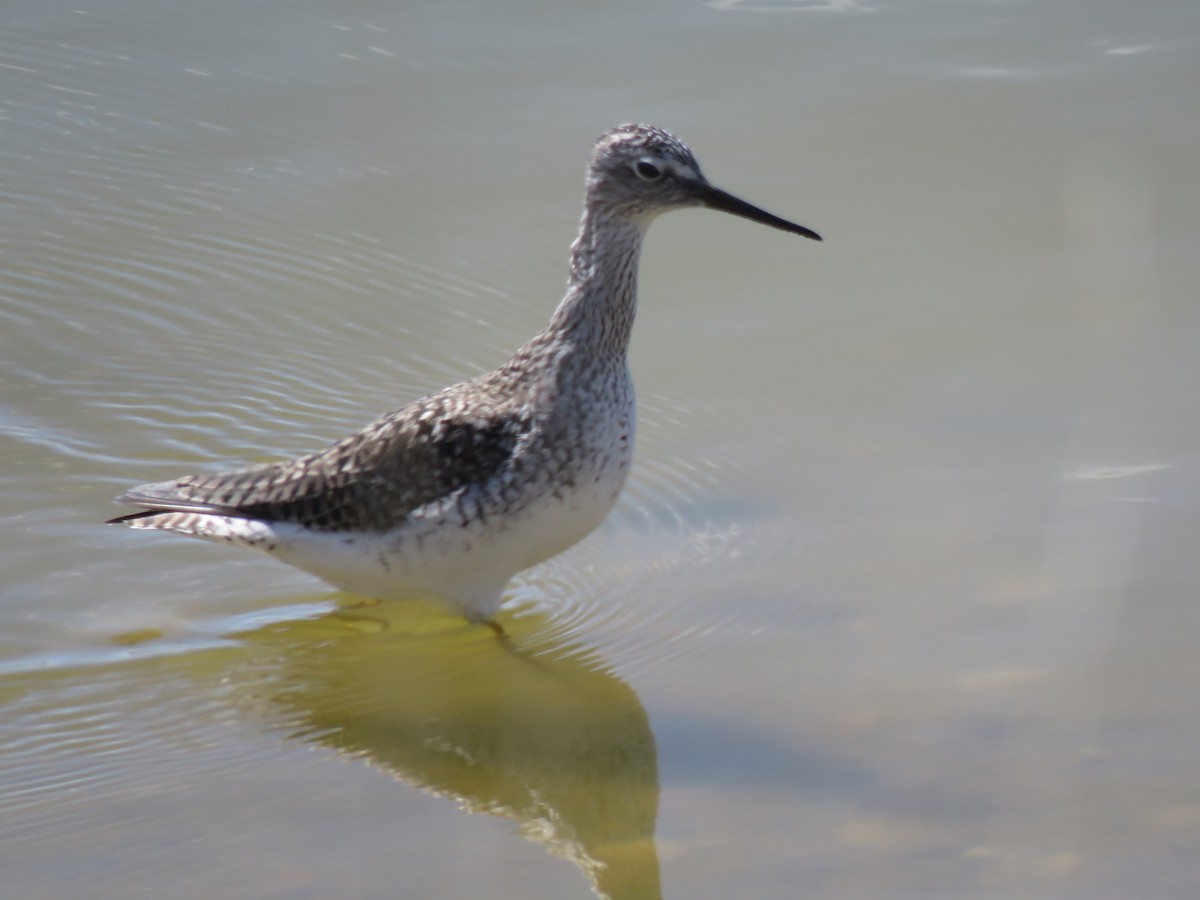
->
[232, 603, 661, 900]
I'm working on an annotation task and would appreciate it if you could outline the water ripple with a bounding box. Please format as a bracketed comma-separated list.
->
[497, 392, 802, 676]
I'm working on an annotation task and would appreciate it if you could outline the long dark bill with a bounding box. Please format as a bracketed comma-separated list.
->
[699, 184, 822, 242]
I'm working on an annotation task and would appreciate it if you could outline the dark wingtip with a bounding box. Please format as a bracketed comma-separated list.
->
[106, 509, 164, 525]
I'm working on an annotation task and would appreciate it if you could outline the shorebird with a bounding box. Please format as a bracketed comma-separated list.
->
[108, 124, 821, 625]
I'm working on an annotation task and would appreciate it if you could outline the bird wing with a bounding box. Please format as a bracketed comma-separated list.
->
[109, 396, 530, 533]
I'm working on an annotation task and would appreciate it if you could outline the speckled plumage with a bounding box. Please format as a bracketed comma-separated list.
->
[109, 124, 820, 622]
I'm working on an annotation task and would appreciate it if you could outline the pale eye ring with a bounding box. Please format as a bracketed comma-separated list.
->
[633, 160, 663, 181]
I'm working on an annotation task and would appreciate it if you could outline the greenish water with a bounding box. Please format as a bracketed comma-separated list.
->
[2, 1, 1198, 897]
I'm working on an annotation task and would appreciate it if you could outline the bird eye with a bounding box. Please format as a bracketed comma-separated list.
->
[633, 160, 663, 181]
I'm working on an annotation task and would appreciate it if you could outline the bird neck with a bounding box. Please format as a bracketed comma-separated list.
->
[544, 206, 648, 360]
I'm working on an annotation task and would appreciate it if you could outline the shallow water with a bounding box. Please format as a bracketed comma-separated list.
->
[2, 0, 1199, 897]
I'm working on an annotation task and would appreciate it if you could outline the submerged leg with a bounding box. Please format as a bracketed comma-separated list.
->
[483, 618, 506, 638]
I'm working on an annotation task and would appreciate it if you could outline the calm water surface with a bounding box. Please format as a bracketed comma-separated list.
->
[2, 0, 1198, 897]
